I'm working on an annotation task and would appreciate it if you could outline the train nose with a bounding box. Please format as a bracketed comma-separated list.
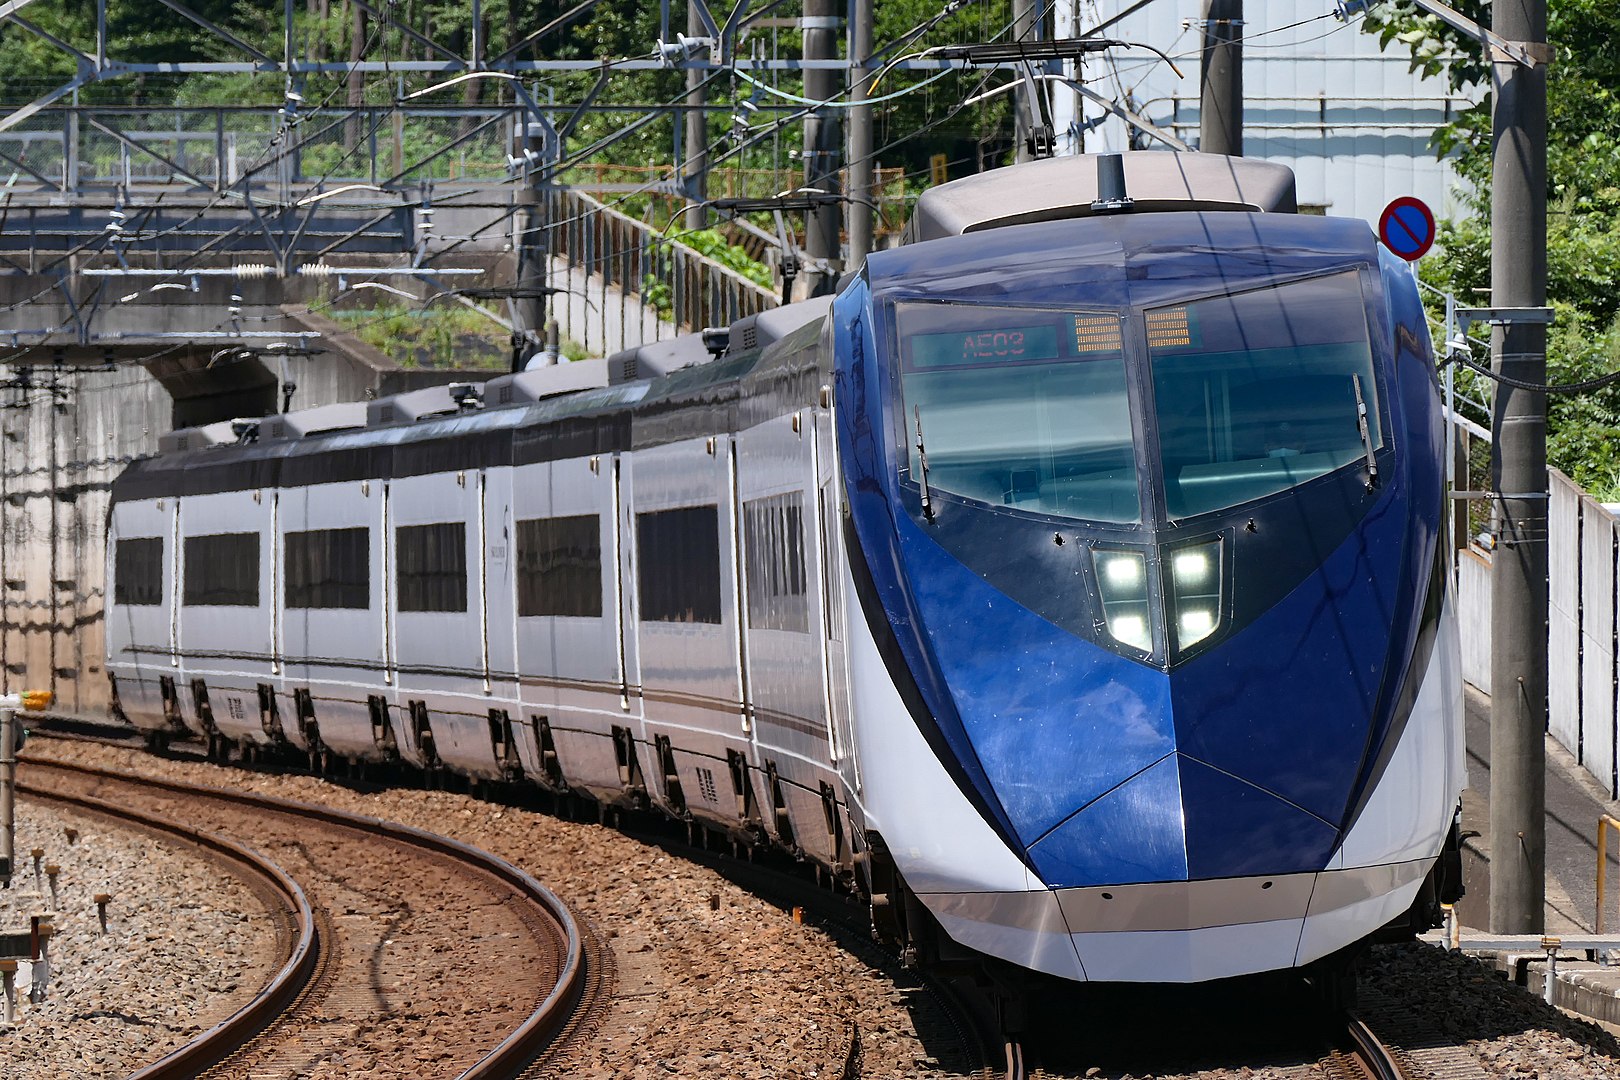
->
[1023, 751, 1340, 889]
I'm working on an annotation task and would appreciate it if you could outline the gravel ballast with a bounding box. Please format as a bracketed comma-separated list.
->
[17, 737, 1620, 1079]
[0, 794, 279, 1076]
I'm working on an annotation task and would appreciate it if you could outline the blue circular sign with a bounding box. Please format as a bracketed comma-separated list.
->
[1379, 197, 1436, 261]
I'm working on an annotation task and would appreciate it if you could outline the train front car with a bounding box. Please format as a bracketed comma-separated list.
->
[834, 171, 1464, 985]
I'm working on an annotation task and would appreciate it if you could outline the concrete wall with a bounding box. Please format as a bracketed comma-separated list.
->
[1458, 547, 1492, 696]
[1, 333, 490, 720]
[1459, 470, 1620, 800]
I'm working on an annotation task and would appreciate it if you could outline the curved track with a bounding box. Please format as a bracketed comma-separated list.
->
[23, 759, 596, 1079]
[1334, 1012, 1417, 1080]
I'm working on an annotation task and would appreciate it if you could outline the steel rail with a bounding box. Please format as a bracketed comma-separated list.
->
[1344, 1012, 1409, 1080]
[18, 780, 318, 1080]
[22, 758, 587, 1080]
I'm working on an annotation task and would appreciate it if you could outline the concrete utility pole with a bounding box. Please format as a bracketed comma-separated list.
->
[513, 120, 550, 371]
[1199, 0, 1242, 155]
[802, 0, 843, 295]
[0, 704, 14, 889]
[1011, 0, 1038, 162]
[846, 0, 875, 267]
[683, 2, 710, 232]
[1487, 0, 1549, 935]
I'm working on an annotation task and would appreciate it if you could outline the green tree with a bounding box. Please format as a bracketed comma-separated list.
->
[1364, 0, 1620, 496]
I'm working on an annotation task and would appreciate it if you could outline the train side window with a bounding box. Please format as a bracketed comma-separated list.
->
[285, 527, 370, 610]
[114, 537, 164, 606]
[182, 533, 260, 607]
[636, 505, 722, 625]
[516, 515, 602, 618]
[743, 493, 809, 633]
[396, 522, 468, 613]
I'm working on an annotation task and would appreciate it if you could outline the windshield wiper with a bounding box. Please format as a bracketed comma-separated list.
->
[913, 404, 936, 521]
[1352, 373, 1378, 490]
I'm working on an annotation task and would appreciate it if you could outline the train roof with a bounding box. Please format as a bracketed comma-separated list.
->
[901, 151, 1297, 244]
[114, 307, 827, 502]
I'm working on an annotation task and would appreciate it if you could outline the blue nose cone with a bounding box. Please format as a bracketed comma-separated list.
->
[1025, 752, 1341, 888]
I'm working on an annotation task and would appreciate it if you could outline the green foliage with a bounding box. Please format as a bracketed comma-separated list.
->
[642, 229, 773, 314]
[1363, 1, 1620, 489]
[338, 302, 509, 369]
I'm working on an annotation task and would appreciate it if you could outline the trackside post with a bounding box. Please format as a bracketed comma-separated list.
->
[0, 691, 52, 889]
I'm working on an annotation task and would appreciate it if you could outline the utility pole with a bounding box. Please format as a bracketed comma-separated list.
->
[1199, 0, 1242, 155]
[1011, 0, 1038, 162]
[683, 2, 710, 232]
[1487, 0, 1549, 935]
[513, 119, 551, 371]
[846, 0, 874, 267]
[0, 702, 13, 889]
[0, 690, 47, 889]
[802, 0, 843, 295]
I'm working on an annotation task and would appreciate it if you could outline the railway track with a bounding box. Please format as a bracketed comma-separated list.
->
[1331, 1012, 1415, 1080]
[26, 722, 1485, 1080]
[22, 758, 600, 1079]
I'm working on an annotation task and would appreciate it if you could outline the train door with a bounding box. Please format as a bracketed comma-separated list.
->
[736, 408, 835, 857]
[508, 452, 622, 794]
[631, 435, 749, 823]
[103, 496, 180, 731]
[613, 453, 638, 720]
[278, 478, 385, 759]
[481, 465, 516, 704]
[386, 468, 488, 774]
[816, 407, 859, 795]
[174, 487, 277, 746]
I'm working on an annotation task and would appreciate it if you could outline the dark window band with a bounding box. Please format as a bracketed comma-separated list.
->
[637, 505, 722, 625]
[115, 537, 164, 607]
[183, 532, 260, 607]
[517, 515, 602, 618]
[396, 522, 467, 613]
[743, 493, 809, 633]
[285, 527, 370, 610]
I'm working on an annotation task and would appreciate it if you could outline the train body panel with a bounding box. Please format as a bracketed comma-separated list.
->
[106, 495, 179, 732]
[277, 478, 385, 756]
[104, 152, 1464, 989]
[176, 488, 278, 744]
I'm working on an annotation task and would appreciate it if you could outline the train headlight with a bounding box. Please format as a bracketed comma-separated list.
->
[1168, 539, 1223, 651]
[1092, 549, 1151, 652]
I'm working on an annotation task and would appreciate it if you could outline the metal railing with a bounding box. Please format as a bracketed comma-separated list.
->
[1597, 815, 1620, 932]
[544, 188, 779, 352]
[0, 104, 521, 196]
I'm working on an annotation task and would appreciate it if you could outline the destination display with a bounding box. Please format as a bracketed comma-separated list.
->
[908, 323, 1061, 367]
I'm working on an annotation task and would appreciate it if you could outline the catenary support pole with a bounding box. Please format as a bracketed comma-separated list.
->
[513, 120, 549, 371]
[0, 705, 12, 889]
[683, 2, 709, 231]
[1011, 0, 1037, 162]
[802, 0, 843, 295]
[1487, 0, 1549, 935]
[1199, 0, 1242, 155]
[846, 0, 874, 267]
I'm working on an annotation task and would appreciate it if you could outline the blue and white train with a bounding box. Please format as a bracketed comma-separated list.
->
[105, 151, 1465, 987]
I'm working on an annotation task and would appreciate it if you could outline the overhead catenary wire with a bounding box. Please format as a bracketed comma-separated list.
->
[1440, 347, 1620, 395]
[17, 0, 1136, 369]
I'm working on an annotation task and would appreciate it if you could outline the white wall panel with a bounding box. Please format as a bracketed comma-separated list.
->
[1548, 473, 1583, 754]
[1580, 504, 1617, 797]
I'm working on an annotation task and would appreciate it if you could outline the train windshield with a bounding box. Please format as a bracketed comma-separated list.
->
[1149, 270, 1382, 520]
[895, 303, 1140, 524]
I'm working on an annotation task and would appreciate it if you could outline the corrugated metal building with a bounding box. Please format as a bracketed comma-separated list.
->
[1050, 1, 1477, 222]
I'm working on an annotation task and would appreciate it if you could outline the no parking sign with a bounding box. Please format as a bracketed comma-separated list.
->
[1378, 197, 1437, 261]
